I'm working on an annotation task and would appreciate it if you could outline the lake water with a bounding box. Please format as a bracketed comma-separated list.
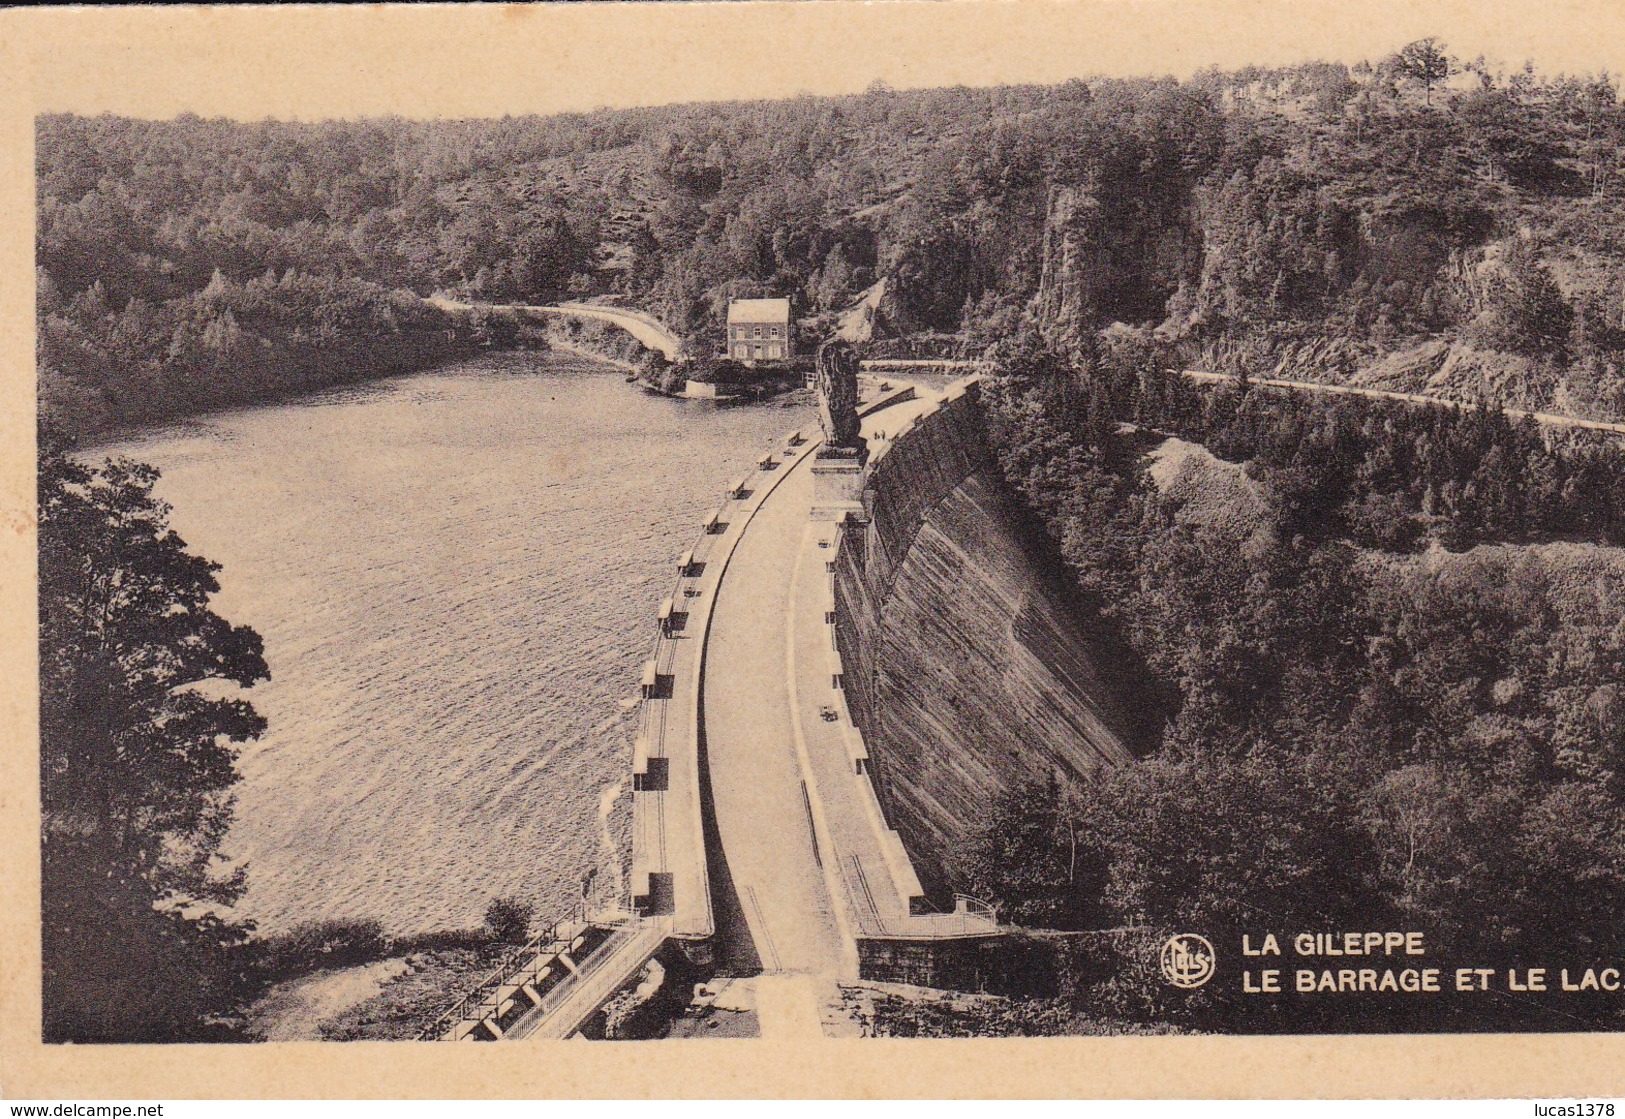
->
[99, 353, 812, 937]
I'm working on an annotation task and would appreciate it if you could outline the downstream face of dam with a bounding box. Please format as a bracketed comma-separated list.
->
[832, 385, 1137, 903]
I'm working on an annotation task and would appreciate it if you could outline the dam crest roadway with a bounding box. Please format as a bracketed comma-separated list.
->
[424, 375, 1004, 1042]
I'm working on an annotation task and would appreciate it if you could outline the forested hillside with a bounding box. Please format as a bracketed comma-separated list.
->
[37, 41, 1625, 438]
[36, 115, 600, 435]
[948, 292, 1625, 1034]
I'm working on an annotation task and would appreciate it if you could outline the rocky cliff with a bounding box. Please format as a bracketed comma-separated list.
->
[1033, 180, 1200, 352]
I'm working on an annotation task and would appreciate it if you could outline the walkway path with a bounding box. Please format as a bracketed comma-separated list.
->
[752, 975, 828, 1039]
[502, 921, 668, 1041]
[548, 302, 684, 361]
[703, 447, 848, 978]
[787, 385, 1007, 942]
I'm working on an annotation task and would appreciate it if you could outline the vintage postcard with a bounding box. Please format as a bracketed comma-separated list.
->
[6, 0, 1625, 1100]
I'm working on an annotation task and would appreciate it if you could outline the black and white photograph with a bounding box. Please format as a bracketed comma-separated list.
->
[12, 0, 1625, 1099]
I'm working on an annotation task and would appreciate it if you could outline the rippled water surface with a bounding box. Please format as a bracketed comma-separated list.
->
[101, 353, 811, 936]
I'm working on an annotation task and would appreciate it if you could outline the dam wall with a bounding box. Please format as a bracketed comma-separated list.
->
[831, 380, 1136, 903]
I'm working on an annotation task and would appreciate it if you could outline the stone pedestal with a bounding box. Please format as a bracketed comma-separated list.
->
[810, 447, 868, 522]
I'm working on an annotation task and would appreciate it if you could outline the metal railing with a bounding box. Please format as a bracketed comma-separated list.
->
[846, 854, 881, 927]
[953, 893, 998, 924]
[415, 915, 571, 1041]
[412, 890, 641, 1041]
[505, 921, 669, 1041]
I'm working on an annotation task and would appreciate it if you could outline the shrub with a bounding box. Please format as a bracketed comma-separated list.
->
[659, 365, 687, 394]
[483, 896, 534, 944]
[255, 918, 389, 980]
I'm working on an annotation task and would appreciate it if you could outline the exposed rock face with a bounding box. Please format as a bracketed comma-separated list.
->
[1033, 184, 1109, 352]
[1439, 240, 1509, 319]
[835, 277, 891, 344]
[1034, 180, 1201, 349]
[832, 388, 1136, 902]
[1145, 437, 1270, 543]
[1352, 338, 1545, 411]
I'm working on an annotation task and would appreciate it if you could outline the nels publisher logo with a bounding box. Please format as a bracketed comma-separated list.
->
[1161, 933, 1216, 989]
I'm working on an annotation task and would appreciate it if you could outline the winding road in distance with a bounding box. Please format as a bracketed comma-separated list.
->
[428, 294, 1625, 437]
[428, 296, 685, 361]
[1178, 369, 1625, 437]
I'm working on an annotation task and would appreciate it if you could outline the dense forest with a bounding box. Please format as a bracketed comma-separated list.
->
[948, 328, 1625, 1032]
[37, 40, 1625, 439]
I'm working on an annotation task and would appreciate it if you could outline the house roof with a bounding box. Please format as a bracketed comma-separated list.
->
[727, 297, 791, 323]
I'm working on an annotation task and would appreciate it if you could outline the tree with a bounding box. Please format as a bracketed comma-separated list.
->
[1469, 236, 1574, 360]
[484, 895, 535, 943]
[39, 434, 268, 1041]
[1393, 38, 1458, 106]
[951, 776, 1107, 930]
[1083, 747, 1385, 941]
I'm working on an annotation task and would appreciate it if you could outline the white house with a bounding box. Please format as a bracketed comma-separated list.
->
[726, 298, 793, 362]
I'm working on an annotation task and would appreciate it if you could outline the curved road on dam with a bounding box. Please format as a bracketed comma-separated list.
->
[701, 392, 939, 1036]
[703, 448, 846, 978]
[701, 448, 847, 1037]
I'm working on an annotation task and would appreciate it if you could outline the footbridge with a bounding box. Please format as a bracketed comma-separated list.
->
[428, 376, 1006, 1041]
